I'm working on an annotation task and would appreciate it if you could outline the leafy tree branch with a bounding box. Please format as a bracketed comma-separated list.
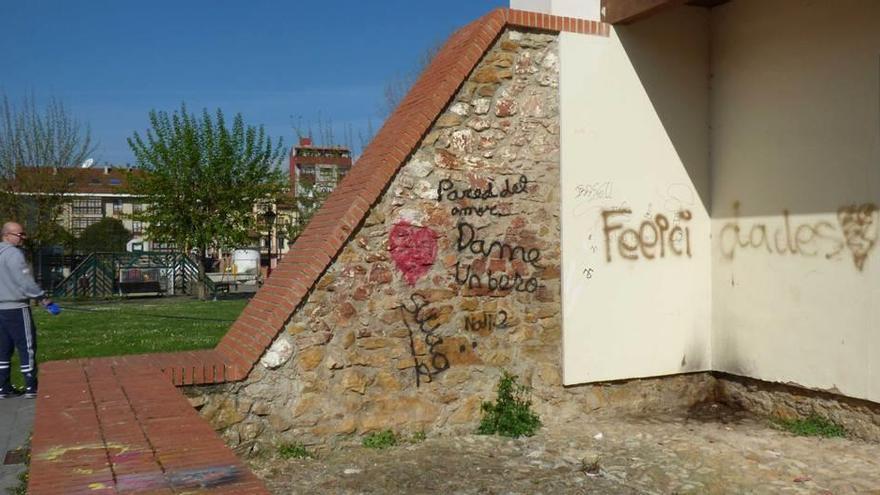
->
[127, 104, 286, 262]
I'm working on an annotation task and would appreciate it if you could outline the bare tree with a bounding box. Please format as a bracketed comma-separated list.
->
[288, 41, 439, 159]
[380, 41, 444, 118]
[0, 94, 96, 252]
[357, 118, 374, 155]
[292, 113, 342, 150]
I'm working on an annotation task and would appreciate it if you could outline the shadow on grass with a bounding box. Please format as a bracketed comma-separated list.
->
[59, 306, 236, 323]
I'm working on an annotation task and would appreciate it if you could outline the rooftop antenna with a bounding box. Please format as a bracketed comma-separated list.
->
[81, 158, 95, 169]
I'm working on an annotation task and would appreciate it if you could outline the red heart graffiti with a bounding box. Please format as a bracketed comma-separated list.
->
[389, 221, 438, 286]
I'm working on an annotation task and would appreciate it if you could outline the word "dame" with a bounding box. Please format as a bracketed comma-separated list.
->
[456, 222, 541, 268]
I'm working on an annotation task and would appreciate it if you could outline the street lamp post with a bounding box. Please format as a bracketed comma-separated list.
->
[263, 205, 277, 278]
[275, 229, 286, 268]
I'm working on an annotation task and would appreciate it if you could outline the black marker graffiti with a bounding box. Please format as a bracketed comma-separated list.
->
[456, 222, 542, 268]
[437, 175, 529, 202]
[459, 341, 479, 353]
[464, 310, 510, 333]
[453, 262, 541, 293]
[438, 176, 529, 217]
[397, 294, 449, 387]
[451, 204, 510, 217]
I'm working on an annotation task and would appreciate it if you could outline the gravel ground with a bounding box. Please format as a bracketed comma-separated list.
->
[248, 403, 880, 494]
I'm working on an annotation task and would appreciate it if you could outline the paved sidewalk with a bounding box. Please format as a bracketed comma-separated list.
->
[0, 395, 35, 493]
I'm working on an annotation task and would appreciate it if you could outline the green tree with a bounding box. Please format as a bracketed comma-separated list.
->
[48, 225, 77, 254]
[77, 217, 132, 253]
[0, 93, 96, 254]
[127, 105, 286, 280]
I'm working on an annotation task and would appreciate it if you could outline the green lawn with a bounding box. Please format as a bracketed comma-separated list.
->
[8, 297, 248, 388]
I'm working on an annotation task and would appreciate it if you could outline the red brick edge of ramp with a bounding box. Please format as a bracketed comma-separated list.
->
[28, 10, 609, 494]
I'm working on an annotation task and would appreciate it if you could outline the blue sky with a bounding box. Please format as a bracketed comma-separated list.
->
[1, 0, 508, 165]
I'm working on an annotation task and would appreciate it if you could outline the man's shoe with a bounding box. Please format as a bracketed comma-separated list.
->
[0, 389, 22, 399]
[22, 389, 37, 399]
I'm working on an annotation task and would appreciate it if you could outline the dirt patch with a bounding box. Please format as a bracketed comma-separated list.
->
[248, 405, 880, 494]
[685, 400, 750, 425]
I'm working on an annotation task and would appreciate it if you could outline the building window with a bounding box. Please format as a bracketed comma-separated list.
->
[317, 166, 337, 182]
[132, 221, 143, 235]
[112, 199, 123, 215]
[72, 198, 102, 216]
[72, 217, 100, 235]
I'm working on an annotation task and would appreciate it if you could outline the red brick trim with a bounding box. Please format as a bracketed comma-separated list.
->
[507, 8, 611, 36]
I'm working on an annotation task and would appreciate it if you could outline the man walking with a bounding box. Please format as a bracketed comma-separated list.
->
[0, 222, 52, 399]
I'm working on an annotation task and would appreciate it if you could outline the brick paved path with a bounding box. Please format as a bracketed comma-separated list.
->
[28, 357, 267, 494]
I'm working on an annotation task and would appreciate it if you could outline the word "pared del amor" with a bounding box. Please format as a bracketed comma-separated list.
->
[437, 175, 529, 202]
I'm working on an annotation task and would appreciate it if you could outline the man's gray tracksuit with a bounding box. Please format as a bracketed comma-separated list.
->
[0, 241, 44, 394]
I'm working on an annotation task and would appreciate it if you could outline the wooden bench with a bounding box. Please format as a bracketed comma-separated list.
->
[118, 280, 165, 296]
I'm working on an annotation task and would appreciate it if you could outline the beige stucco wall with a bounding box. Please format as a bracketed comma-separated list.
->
[559, 7, 712, 384]
[710, 0, 880, 402]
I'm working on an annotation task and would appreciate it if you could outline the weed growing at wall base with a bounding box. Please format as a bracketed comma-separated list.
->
[277, 442, 313, 460]
[6, 445, 29, 495]
[772, 414, 846, 438]
[7, 467, 27, 495]
[362, 430, 398, 449]
[477, 371, 541, 438]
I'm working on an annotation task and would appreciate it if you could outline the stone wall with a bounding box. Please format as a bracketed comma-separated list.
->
[189, 28, 718, 453]
[717, 375, 880, 442]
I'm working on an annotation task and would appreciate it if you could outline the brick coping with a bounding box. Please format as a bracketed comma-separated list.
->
[27, 9, 609, 494]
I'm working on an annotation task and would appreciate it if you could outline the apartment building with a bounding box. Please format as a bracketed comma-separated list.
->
[15, 166, 159, 251]
[289, 137, 352, 201]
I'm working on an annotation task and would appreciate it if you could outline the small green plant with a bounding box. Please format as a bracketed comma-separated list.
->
[5, 441, 29, 495]
[362, 430, 398, 449]
[277, 442, 313, 459]
[773, 414, 846, 438]
[477, 371, 542, 438]
[410, 431, 427, 443]
[7, 462, 28, 495]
